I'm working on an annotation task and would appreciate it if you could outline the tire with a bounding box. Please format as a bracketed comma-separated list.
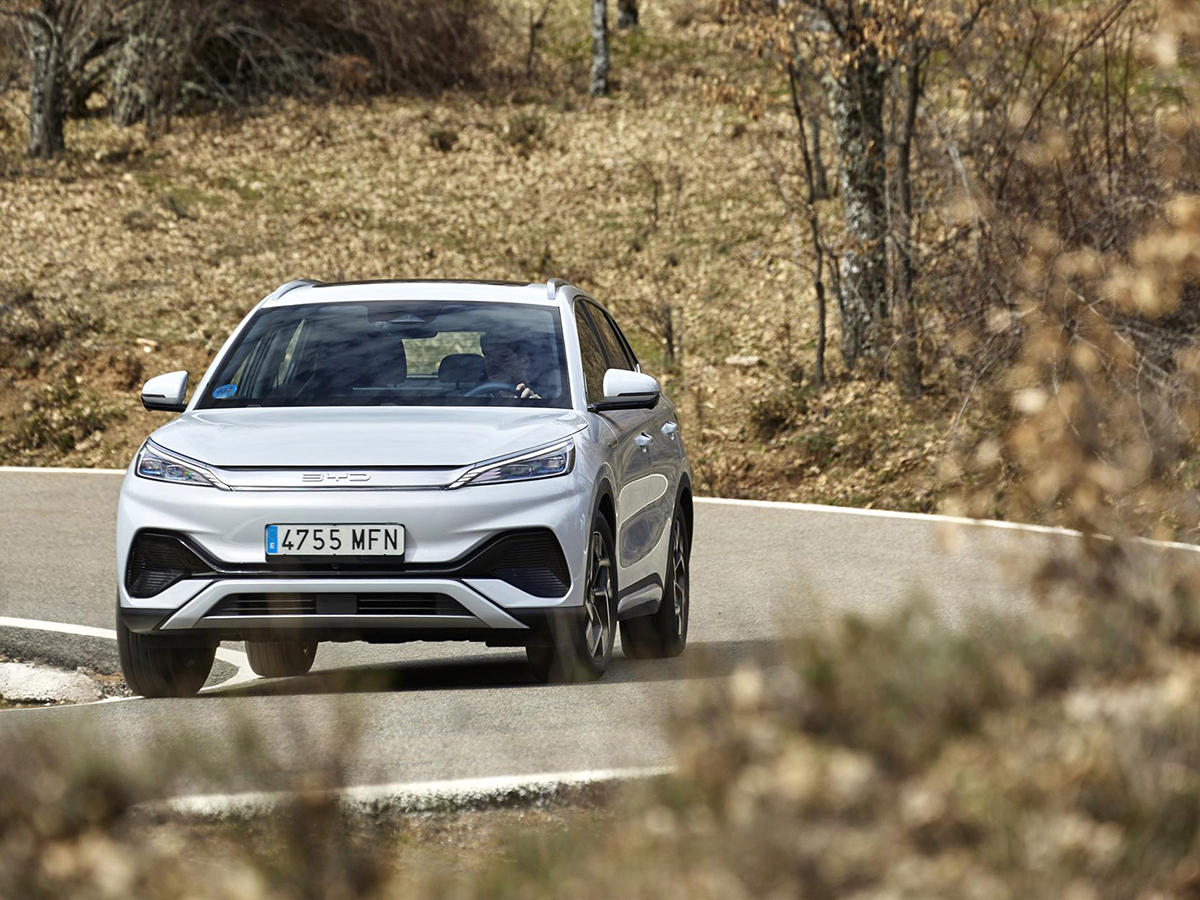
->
[117, 615, 216, 698]
[244, 640, 318, 678]
[527, 515, 617, 684]
[620, 500, 690, 659]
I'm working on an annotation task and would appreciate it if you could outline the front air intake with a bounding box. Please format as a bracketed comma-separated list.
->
[125, 533, 208, 598]
[474, 530, 570, 598]
[207, 593, 467, 617]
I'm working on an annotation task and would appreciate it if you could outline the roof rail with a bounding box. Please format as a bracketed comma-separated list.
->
[546, 277, 568, 300]
[276, 278, 323, 298]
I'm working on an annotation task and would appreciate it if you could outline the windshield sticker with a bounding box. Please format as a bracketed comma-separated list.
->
[212, 383, 238, 400]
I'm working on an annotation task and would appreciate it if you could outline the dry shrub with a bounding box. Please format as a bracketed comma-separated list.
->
[2, 376, 126, 457]
[0, 286, 98, 375]
[427, 126, 459, 152]
[503, 110, 546, 154]
[83, 0, 498, 128]
[0, 728, 398, 900]
[320, 55, 374, 100]
[749, 387, 802, 438]
[191, 0, 495, 98]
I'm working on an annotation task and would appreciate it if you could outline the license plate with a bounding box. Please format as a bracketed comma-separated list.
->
[265, 524, 403, 557]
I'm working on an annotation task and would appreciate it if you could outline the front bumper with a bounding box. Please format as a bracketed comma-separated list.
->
[116, 464, 593, 639]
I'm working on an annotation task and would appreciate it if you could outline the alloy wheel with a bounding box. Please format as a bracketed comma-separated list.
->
[671, 517, 689, 640]
[583, 529, 614, 662]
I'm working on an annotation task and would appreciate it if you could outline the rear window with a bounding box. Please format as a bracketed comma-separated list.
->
[196, 300, 570, 409]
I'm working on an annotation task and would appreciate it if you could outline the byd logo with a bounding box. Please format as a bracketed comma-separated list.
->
[301, 472, 372, 483]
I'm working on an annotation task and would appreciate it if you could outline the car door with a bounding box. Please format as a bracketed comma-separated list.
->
[580, 300, 674, 599]
[575, 299, 649, 505]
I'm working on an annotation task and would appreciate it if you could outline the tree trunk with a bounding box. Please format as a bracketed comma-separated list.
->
[590, 0, 609, 97]
[617, 0, 638, 29]
[27, 7, 65, 160]
[893, 53, 922, 396]
[811, 112, 830, 200]
[108, 31, 148, 127]
[788, 65, 827, 388]
[826, 48, 888, 369]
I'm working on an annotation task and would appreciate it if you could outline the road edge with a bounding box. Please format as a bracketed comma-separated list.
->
[147, 766, 675, 820]
[0, 617, 257, 702]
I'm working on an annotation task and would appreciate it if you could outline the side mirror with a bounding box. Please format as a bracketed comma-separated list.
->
[141, 371, 189, 412]
[592, 369, 660, 412]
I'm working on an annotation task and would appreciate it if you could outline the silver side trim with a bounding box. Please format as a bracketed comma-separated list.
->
[463, 577, 578, 609]
[616, 583, 663, 620]
[161, 579, 528, 630]
[120, 578, 212, 611]
[196, 614, 479, 630]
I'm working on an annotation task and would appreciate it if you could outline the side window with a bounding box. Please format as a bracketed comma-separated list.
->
[609, 316, 639, 370]
[574, 304, 608, 401]
[585, 302, 634, 370]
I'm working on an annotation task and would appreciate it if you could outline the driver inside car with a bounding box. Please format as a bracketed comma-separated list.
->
[479, 330, 541, 400]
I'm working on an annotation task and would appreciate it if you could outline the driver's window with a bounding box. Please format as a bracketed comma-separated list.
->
[575, 304, 607, 402]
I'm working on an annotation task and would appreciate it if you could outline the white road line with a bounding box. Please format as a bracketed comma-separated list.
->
[211, 647, 258, 689]
[0, 616, 119, 641]
[694, 496, 1200, 553]
[158, 766, 675, 818]
[0, 616, 257, 695]
[696, 495, 1083, 533]
[0, 465, 125, 475]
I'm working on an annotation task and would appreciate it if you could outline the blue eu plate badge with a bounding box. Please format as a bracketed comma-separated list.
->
[266, 525, 279, 555]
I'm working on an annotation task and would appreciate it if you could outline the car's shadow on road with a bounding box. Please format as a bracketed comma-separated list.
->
[208, 638, 788, 699]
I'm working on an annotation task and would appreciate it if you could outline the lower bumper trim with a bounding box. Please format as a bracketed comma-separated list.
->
[118, 608, 175, 634]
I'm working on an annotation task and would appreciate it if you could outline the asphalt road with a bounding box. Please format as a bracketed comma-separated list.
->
[0, 470, 1079, 795]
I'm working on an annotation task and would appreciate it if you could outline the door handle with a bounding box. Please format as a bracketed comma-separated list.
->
[662, 421, 678, 439]
[633, 432, 652, 449]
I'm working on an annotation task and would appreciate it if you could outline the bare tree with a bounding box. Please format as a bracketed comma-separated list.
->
[617, 0, 637, 29]
[791, 3, 889, 369]
[3, 0, 117, 159]
[590, 0, 608, 96]
[525, 0, 554, 79]
[22, 0, 68, 158]
[788, 67, 830, 387]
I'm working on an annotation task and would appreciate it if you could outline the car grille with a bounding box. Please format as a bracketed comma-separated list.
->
[208, 592, 467, 617]
[129, 528, 572, 599]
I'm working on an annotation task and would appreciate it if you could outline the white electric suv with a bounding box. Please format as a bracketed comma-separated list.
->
[117, 278, 693, 697]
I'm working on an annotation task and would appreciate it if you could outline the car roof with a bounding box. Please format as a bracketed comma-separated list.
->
[261, 279, 562, 308]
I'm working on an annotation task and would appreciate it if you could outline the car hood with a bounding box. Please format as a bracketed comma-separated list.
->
[150, 407, 589, 469]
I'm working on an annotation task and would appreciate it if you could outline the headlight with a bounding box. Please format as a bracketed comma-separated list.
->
[449, 439, 575, 489]
[135, 442, 229, 489]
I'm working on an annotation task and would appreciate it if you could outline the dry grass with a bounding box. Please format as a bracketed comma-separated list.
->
[0, 0, 975, 508]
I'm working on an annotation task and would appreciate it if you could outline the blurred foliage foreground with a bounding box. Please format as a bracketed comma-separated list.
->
[6, 537, 1200, 899]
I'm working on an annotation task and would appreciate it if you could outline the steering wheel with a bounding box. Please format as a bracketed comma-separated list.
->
[463, 381, 519, 398]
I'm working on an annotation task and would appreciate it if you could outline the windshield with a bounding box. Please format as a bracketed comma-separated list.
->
[196, 300, 571, 409]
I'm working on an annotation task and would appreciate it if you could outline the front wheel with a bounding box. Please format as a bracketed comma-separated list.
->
[620, 502, 690, 659]
[117, 615, 216, 698]
[527, 516, 616, 683]
[244, 640, 317, 677]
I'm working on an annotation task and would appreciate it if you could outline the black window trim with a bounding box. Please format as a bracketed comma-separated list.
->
[572, 298, 610, 404]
